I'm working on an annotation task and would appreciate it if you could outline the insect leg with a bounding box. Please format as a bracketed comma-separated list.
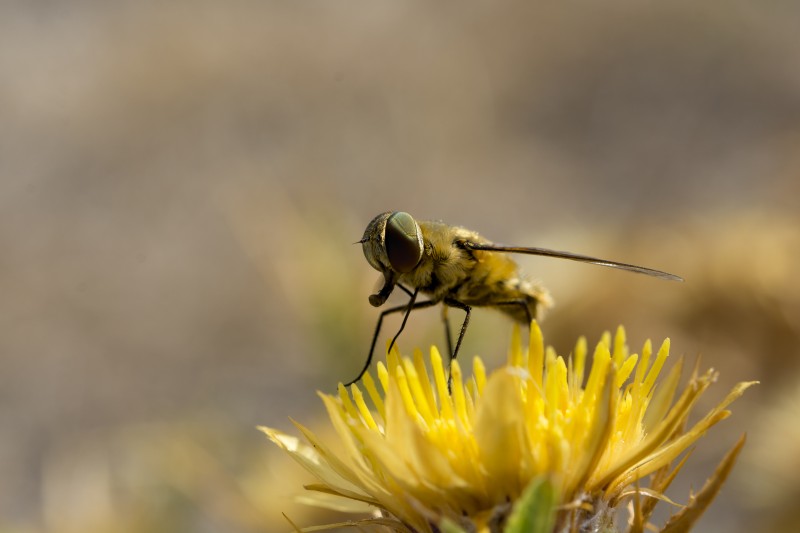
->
[442, 298, 471, 393]
[387, 288, 420, 355]
[443, 298, 472, 362]
[397, 283, 414, 298]
[345, 294, 437, 386]
[441, 306, 454, 360]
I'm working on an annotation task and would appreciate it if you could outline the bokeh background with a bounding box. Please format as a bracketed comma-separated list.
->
[2, 1, 799, 532]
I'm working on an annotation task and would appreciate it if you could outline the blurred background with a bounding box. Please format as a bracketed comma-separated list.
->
[1, 1, 799, 532]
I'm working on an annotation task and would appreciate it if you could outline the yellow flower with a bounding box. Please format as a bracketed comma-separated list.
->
[262, 323, 755, 532]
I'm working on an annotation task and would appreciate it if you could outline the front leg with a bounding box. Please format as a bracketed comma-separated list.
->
[346, 294, 438, 386]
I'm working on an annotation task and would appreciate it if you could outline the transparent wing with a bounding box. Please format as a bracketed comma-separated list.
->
[461, 241, 683, 282]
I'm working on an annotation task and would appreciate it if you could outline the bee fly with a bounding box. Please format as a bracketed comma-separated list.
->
[346, 211, 682, 386]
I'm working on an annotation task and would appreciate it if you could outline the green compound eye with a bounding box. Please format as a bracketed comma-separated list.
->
[384, 212, 423, 273]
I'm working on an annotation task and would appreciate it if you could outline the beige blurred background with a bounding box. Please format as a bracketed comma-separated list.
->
[2, 1, 799, 532]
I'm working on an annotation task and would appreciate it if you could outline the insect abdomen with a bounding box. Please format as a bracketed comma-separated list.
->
[497, 278, 552, 324]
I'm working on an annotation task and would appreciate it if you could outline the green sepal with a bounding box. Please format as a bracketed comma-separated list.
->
[439, 517, 469, 533]
[504, 477, 557, 533]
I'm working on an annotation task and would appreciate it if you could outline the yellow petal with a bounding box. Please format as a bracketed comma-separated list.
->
[259, 426, 370, 501]
[474, 370, 527, 498]
[660, 435, 747, 533]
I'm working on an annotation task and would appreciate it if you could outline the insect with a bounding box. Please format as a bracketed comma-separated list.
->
[346, 211, 683, 385]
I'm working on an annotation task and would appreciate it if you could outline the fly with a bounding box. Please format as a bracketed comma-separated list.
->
[346, 211, 682, 385]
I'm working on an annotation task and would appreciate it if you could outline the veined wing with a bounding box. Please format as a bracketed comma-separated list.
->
[461, 241, 683, 282]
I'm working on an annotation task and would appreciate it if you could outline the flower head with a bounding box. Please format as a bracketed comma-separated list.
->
[263, 323, 755, 532]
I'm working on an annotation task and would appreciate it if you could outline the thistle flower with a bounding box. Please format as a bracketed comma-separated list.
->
[262, 323, 755, 532]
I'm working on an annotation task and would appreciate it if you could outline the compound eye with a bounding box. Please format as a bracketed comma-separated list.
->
[384, 212, 423, 273]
